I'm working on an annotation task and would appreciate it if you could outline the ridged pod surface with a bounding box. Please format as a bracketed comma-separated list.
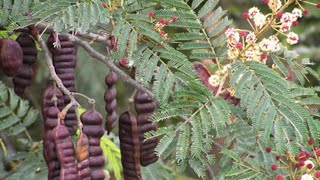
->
[76, 133, 91, 180]
[80, 110, 105, 180]
[134, 92, 158, 166]
[47, 33, 78, 135]
[104, 71, 118, 134]
[13, 33, 38, 96]
[43, 107, 61, 180]
[53, 124, 78, 180]
[0, 38, 23, 77]
[119, 111, 142, 180]
[42, 86, 65, 116]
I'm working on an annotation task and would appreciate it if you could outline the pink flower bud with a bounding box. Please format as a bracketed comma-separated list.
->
[148, 12, 155, 18]
[242, 13, 249, 19]
[172, 16, 178, 22]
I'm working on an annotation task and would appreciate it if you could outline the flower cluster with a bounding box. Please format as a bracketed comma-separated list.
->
[225, 0, 319, 63]
[265, 137, 320, 180]
[208, 64, 231, 87]
[148, 12, 178, 41]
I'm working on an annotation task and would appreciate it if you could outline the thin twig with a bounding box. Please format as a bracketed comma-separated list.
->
[34, 23, 157, 104]
[36, 34, 80, 116]
[215, 72, 229, 97]
[67, 34, 156, 101]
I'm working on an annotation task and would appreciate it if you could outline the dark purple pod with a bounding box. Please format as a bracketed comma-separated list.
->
[53, 124, 78, 180]
[134, 102, 156, 114]
[105, 99, 117, 113]
[105, 71, 118, 87]
[104, 88, 117, 102]
[77, 159, 91, 180]
[119, 111, 142, 180]
[80, 110, 103, 125]
[12, 65, 34, 96]
[42, 86, 65, 116]
[134, 92, 153, 103]
[47, 33, 78, 135]
[43, 107, 61, 180]
[134, 91, 159, 167]
[0, 39, 23, 77]
[80, 109, 105, 180]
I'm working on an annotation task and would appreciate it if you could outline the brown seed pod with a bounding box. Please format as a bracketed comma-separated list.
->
[80, 110, 105, 180]
[77, 159, 91, 180]
[134, 92, 159, 167]
[119, 111, 142, 180]
[42, 86, 65, 116]
[12, 65, 34, 96]
[104, 71, 118, 134]
[43, 107, 61, 180]
[76, 132, 91, 180]
[47, 33, 78, 135]
[0, 38, 23, 77]
[16, 32, 37, 65]
[53, 124, 78, 180]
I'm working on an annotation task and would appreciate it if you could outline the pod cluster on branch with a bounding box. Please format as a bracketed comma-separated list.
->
[47, 34, 78, 135]
[119, 92, 159, 180]
[42, 105, 106, 179]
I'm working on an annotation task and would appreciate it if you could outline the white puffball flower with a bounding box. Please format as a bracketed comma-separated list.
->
[259, 38, 271, 52]
[246, 32, 256, 43]
[286, 32, 299, 45]
[281, 12, 297, 24]
[301, 174, 314, 180]
[268, 0, 282, 11]
[253, 13, 266, 29]
[248, 7, 260, 19]
[292, 8, 303, 18]
[227, 48, 240, 60]
[208, 74, 220, 87]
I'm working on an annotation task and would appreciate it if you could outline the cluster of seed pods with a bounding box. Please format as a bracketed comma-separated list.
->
[47, 34, 78, 135]
[13, 33, 38, 96]
[80, 110, 105, 180]
[104, 71, 118, 134]
[117, 92, 159, 179]
[42, 90, 105, 180]
[42, 86, 65, 180]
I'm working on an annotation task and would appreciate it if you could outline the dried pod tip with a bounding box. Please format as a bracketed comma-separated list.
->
[76, 132, 89, 161]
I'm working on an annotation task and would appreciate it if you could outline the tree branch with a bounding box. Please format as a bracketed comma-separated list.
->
[35, 34, 80, 111]
[34, 23, 156, 103]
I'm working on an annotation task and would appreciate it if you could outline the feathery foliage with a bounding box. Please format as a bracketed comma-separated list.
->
[5, 146, 47, 180]
[0, 81, 38, 136]
[1, 0, 110, 32]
